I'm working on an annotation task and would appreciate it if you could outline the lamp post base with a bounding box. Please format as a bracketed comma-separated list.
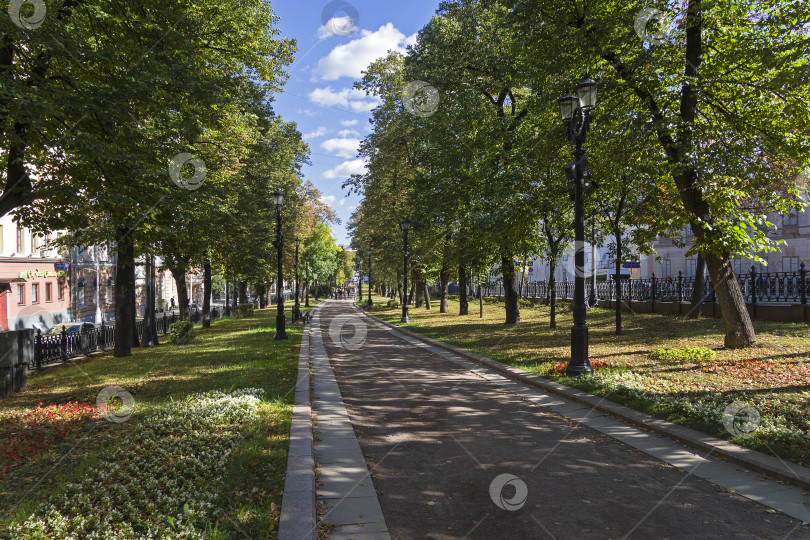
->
[566, 324, 592, 375]
[401, 305, 410, 324]
[274, 310, 288, 340]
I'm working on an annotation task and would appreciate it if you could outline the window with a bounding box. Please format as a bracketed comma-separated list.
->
[107, 282, 114, 304]
[685, 259, 697, 278]
[31, 283, 39, 303]
[731, 257, 742, 276]
[0, 224, 3, 253]
[78, 286, 85, 306]
[783, 210, 799, 227]
[45, 282, 52, 302]
[32, 233, 41, 253]
[17, 285, 24, 305]
[16, 226, 24, 253]
[57, 281, 64, 301]
[783, 256, 799, 273]
[661, 260, 671, 280]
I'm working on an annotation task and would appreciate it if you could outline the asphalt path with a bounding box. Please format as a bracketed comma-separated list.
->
[318, 301, 808, 540]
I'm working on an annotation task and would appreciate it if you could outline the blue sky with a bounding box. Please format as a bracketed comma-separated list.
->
[271, 0, 441, 247]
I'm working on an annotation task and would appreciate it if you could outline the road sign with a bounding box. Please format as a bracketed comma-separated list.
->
[622, 261, 641, 269]
[528, 268, 533, 273]
[54, 262, 69, 271]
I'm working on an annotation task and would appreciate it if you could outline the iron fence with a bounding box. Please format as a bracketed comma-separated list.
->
[33, 306, 227, 370]
[480, 264, 808, 306]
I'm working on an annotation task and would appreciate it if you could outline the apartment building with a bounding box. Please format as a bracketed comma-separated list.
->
[0, 214, 71, 331]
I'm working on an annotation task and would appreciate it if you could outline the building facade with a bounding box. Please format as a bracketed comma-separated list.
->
[641, 209, 809, 280]
[0, 215, 71, 331]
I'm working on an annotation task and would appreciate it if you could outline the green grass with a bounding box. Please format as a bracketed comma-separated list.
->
[370, 294, 810, 467]
[0, 304, 318, 538]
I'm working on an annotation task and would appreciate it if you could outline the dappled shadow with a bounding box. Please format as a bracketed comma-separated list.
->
[316, 302, 800, 539]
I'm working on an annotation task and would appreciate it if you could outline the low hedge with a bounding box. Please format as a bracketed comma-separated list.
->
[169, 320, 196, 345]
[236, 302, 255, 318]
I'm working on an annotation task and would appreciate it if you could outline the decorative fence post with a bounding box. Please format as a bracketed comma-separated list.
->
[651, 273, 657, 304]
[750, 265, 757, 306]
[60, 325, 68, 361]
[801, 262, 807, 305]
[36, 329, 43, 370]
[678, 271, 683, 303]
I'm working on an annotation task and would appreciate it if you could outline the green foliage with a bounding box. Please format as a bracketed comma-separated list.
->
[649, 347, 717, 363]
[169, 321, 196, 345]
[387, 299, 400, 308]
[236, 303, 255, 318]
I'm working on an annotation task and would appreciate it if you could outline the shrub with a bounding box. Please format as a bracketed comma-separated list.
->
[649, 346, 716, 363]
[169, 320, 196, 345]
[387, 299, 400, 308]
[236, 302, 255, 318]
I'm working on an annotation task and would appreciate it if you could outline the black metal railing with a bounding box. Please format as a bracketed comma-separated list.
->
[33, 306, 227, 370]
[481, 263, 808, 306]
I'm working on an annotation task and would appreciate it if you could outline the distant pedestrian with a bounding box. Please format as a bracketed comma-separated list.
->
[170, 297, 176, 310]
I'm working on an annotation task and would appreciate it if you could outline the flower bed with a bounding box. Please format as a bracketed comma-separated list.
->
[0, 402, 97, 477]
[8, 388, 264, 539]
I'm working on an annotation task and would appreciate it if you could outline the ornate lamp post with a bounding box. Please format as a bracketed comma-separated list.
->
[366, 247, 373, 307]
[304, 254, 309, 307]
[273, 189, 288, 340]
[557, 76, 598, 375]
[293, 237, 301, 322]
[400, 218, 411, 323]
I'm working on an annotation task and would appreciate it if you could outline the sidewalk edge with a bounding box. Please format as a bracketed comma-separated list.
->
[362, 310, 810, 492]
[279, 306, 319, 540]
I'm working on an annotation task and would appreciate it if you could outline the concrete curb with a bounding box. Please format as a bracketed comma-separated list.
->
[362, 310, 810, 492]
[279, 306, 319, 540]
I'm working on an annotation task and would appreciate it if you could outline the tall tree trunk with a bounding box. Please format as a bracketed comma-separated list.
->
[225, 279, 230, 315]
[705, 253, 754, 347]
[171, 268, 190, 320]
[689, 254, 706, 319]
[415, 280, 424, 308]
[423, 282, 432, 310]
[549, 260, 557, 329]
[459, 263, 468, 315]
[238, 281, 248, 304]
[114, 229, 135, 357]
[602, 0, 754, 348]
[614, 233, 622, 334]
[203, 259, 212, 327]
[501, 254, 520, 324]
[142, 255, 157, 346]
[439, 267, 449, 313]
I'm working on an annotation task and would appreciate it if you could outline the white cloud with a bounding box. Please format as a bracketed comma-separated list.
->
[338, 198, 346, 207]
[321, 138, 360, 159]
[347, 204, 358, 212]
[338, 129, 360, 138]
[304, 127, 327, 138]
[340, 119, 359, 127]
[322, 159, 366, 180]
[308, 86, 380, 113]
[314, 23, 417, 81]
[317, 16, 359, 40]
[320, 195, 337, 204]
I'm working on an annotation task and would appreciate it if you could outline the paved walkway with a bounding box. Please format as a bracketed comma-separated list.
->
[300, 300, 810, 539]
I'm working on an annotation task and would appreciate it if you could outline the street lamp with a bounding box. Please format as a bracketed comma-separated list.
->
[400, 218, 411, 323]
[304, 253, 309, 307]
[273, 188, 288, 340]
[366, 247, 373, 307]
[293, 236, 301, 322]
[558, 76, 599, 375]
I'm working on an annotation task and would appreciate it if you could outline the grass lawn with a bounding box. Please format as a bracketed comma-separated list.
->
[368, 293, 810, 467]
[0, 304, 317, 539]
